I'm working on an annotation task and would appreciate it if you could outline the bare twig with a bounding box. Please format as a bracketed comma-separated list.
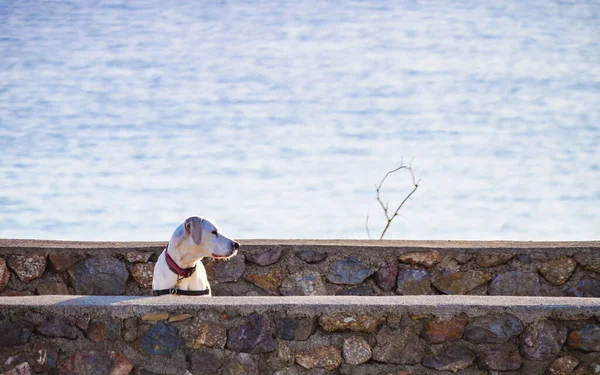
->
[368, 158, 421, 239]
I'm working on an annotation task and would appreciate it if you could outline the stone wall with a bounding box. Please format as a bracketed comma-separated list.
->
[0, 240, 599, 297]
[0, 296, 599, 375]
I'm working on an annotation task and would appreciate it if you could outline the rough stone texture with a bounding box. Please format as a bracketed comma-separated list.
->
[433, 270, 491, 295]
[375, 262, 398, 292]
[37, 282, 69, 295]
[226, 313, 276, 354]
[57, 351, 132, 375]
[539, 258, 577, 286]
[85, 318, 121, 343]
[180, 320, 227, 349]
[464, 315, 524, 344]
[477, 345, 522, 371]
[319, 313, 385, 333]
[566, 279, 600, 298]
[125, 251, 153, 263]
[221, 353, 259, 375]
[475, 252, 514, 267]
[0, 320, 33, 346]
[342, 336, 371, 365]
[547, 355, 580, 375]
[246, 267, 286, 294]
[1, 363, 32, 375]
[122, 317, 138, 343]
[128, 262, 155, 289]
[280, 271, 327, 296]
[398, 251, 442, 268]
[327, 257, 374, 285]
[33, 342, 59, 372]
[68, 256, 129, 295]
[488, 271, 543, 296]
[396, 268, 433, 295]
[36, 315, 78, 339]
[421, 317, 467, 344]
[520, 320, 568, 361]
[336, 285, 375, 296]
[296, 346, 342, 371]
[168, 314, 193, 323]
[7, 254, 47, 282]
[275, 317, 316, 341]
[0, 290, 34, 297]
[188, 349, 225, 374]
[140, 322, 184, 356]
[48, 253, 80, 273]
[0, 258, 10, 292]
[204, 254, 245, 283]
[574, 253, 600, 273]
[294, 250, 327, 264]
[567, 324, 600, 352]
[247, 248, 282, 266]
[372, 325, 424, 364]
[422, 341, 477, 372]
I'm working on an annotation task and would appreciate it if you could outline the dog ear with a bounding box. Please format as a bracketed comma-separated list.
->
[185, 217, 203, 245]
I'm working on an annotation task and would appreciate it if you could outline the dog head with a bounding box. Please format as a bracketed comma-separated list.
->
[172, 216, 239, 260]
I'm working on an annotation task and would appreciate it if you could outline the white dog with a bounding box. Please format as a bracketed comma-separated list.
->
[152, 216, 239, 296]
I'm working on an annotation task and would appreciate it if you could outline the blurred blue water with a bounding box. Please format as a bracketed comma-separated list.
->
[0, 0, 599, 241]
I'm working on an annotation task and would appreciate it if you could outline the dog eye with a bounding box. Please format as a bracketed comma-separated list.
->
[212, 230, 218, 236]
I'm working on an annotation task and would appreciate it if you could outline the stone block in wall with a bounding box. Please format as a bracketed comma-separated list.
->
[32, 342, 59, 372]
[477, 344, 522, 371]
[463, 315, 523, 344]
[294, 250, 327, 264]
[85, 318, 121, 343]
[0, 258, 10, 292]
[420, 316, 468, 344]
[275, 317, 316, 341]
[547, 355, 580, 375]
[432, 270, 491, 295]
[372, 325, 423, 364]
[398, 251, 442, 268]
[204, 254, 245, 284]
[421, 341, 476, 372]
[280, 271, 327, 296]
[295, 346, 342, 371]
[0, 319, 33, 347]
[49, 253, 80, 273]
[226, 313, 276, 354]
[327, 257, 374, 285]
[539, 258, 577, 286]
[129, 262, 155, 289]
[396, 268, 433, 295]
[488, 271, 543, 296]
[342, 336, 372, 365]
[187, 349, 225, 374]
[1, 362, 32, 375]
[475, 252, 514, 267]
[335, 285, 375, 296]
[374, 262, 398, 292]
[567, 324, 600, 352]
[565, 279, 600, 298]
[36, 315, 78, 339]
[574, 253, 600, 273]
[140, 322, 184, 356]
[246, 247, 282, 266]
[37, 282, 69, 295]
[68, 256, 129, 295]
[221, 353, 259, 375]
[57, 351, 133, 375]
[7, 254, 47, 282]
[125, 251, 153, 263]
[319, 313, 385, 333]
[520, 320, 568, 361]
[246, 267, 286, 295]
[180, 320, 227, 349]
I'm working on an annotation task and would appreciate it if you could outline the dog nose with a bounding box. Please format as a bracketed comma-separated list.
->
[233, 241, 240, 250]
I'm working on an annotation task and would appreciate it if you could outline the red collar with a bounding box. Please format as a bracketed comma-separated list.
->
[165, 244, 197, 278]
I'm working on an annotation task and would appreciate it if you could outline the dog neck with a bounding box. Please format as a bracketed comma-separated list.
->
[167, 239, 203, 270]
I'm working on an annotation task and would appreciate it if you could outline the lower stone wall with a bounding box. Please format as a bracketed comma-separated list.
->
[1, 239, 599, 298]
[0, 296, 599, 375]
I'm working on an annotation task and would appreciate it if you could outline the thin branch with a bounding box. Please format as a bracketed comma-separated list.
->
[366, 213, 371, 240]
[369, 158, 421, 240]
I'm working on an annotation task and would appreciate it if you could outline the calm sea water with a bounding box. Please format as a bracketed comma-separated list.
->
[1, 1, 599, 241]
